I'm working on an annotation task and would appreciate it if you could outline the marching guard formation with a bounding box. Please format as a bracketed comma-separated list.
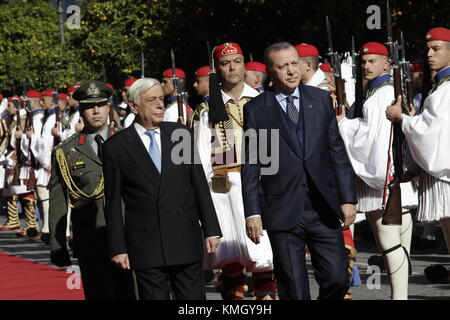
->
[0, 12, 449, 301]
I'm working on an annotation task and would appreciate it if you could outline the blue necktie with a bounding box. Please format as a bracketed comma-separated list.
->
[145, 130, 161, 173]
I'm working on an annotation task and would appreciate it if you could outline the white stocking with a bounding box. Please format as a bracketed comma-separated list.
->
[400, 210, 413, 256]
[439, 218, 450, 254]
[37, 186, 50, 233]
[366, 210, 409, 300]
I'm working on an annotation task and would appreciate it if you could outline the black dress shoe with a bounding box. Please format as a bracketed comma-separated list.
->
[40, 233, 50, 245]
[424, 265, 449, 284]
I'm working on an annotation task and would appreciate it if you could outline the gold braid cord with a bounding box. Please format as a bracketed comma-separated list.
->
[55, 148, 104, 208]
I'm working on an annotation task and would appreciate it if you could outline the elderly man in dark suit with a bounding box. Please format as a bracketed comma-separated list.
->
[102, 77, 221, 300]
[242, 42, 357, 300]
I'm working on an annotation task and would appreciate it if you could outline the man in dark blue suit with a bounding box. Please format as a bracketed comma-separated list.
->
[242, 42, 357, 300]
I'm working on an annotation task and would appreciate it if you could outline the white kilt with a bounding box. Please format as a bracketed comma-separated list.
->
[416, 171, 450, 222]
[203, 172, 274, 272]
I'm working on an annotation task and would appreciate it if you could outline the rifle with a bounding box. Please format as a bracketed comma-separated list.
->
[351, 36, 364, 119]
[326, 16, 346, 115]
[170, 49, 185, 125]
[382, 0, 405, 226]
[52, 90, 61, 145]
[24, 99, 37, 191]
[11, 98, 22, 186]
[206, 41, 229, 125]
[400, 31, 414, 113]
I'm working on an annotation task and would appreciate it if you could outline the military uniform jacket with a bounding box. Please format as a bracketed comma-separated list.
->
[49, 128, 116, 258]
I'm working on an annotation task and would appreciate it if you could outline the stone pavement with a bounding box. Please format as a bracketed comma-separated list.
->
[1, 215, 449, 300]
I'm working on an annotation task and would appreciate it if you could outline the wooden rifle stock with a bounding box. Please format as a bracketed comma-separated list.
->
[11, 109, 22, 186]
[176, 94, 185, 124]
[382, 69, 404, 226]
[335, 76, 345, 115]
[108, 105, 118, 128]
[25, 108, 37, 191]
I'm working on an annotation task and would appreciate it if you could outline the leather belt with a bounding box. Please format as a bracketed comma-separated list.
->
[213, 166, 240, 176]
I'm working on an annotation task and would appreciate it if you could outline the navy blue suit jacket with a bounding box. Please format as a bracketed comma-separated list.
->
[242, 85, 357, 231]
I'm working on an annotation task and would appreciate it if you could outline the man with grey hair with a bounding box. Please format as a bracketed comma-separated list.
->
[242, 41, 357, 300]
[103, 78, 221, 300]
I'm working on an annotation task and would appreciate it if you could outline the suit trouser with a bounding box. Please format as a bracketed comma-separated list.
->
[134, 261, 205, 300]
[268, 198, 349, 300]
[77, 257, 136, 300]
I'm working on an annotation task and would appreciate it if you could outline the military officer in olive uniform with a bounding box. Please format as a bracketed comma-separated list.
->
[48, 80, 135, 300]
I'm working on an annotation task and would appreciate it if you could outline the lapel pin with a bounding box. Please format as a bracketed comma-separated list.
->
[309, 104, 313, 108]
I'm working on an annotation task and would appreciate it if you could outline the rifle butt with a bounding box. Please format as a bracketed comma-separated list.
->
[27, 168, 37, 191]
[382, 180, 402, 225]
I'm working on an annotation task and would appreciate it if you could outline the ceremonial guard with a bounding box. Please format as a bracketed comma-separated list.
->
[0, 96, 39, 236]
[244, 61, 267, 92]
[49, 80, 135, 300]
[386, 27, 450, 259]
[191, 66, 210, 128]
[161, 68, 190, 123]
[58, 85, 82, 141]
[193, 42, 277, 300]
[296, 43, 329, 89]
[339, 42, 416, 300]
[122, 78, 139, 128]
[29, 90, 61, 241]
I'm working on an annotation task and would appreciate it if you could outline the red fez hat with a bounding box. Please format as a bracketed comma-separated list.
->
[58, 93, 68, 100]
[0, 94, 3, 100]
[163, 68, 186, 79]
[26, 90, 42, 99]
[410, 62, 424, 72]
[69, 84, 81, 93]
[319, 63, 335, 74]
[42, 89, 54, 97]
[213, 42, 244, 60]
[195, 66, 210, 78]
[426, 27, 450, 42]
[124, 78, 138, 88]
[106, 83, 114, 91]
[360, 42, 389, 56]
[8, 96, 23, 103]
[295, 43, 319, 57]
[245, 61, 267, 73]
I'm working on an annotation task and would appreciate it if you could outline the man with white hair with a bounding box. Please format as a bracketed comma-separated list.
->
[244, 61, 268, 92]
[103, 78, 221, 300]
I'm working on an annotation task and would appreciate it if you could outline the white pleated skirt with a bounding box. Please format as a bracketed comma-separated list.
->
[355, 177, 384, 213]
[203, 172, 274, 272]
[416, 172, 450, 222]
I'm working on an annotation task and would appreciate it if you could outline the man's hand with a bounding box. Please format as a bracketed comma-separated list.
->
[26, 128, 33, 139]
[51, 126, 59, 138]
[75, 119, 84, 133]
[400, 170, 419, 183]
[341, 203, 357, 229]
[386, 95, 403, 123]
[336, 105, 346, 122]
[111, 253, 130, 270]
[246, 217, 264, 244]
[14, 129, 23, 140]
[205, 237, 220, 254]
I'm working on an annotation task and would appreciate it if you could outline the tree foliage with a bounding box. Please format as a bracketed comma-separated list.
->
[0, 0, 448, 96]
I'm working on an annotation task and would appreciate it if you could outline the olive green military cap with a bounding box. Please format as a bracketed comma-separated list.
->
[73, 80, 112, 104]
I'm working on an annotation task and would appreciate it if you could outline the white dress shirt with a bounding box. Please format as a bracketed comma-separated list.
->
[133, 122, 161, 156]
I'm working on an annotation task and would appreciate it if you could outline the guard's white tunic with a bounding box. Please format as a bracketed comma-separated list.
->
[339, 77, 417, 212]
[401, 70, 450, 221]
[195, 84, 274, 272]
[163, 99, 188, 123]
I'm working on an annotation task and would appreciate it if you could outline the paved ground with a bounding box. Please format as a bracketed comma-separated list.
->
[1, 214, 449, 300]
